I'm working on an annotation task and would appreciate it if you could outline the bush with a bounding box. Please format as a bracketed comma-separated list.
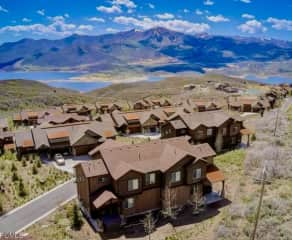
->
[70, 203, 83, 230]
[12, 172, 19, 182]
[36, 159, 42, 168]
[251, 134, 256, 141]
[11, 163, 17, 172]
[22, 159, 27, 167]
[0, 199, 3, 215]
[32, 165, 38, 175]
[18, 179, 27, 197]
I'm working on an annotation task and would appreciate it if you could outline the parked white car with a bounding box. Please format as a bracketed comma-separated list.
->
[54, 153, 65, 166]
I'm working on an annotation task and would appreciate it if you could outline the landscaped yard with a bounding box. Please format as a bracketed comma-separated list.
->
[0, 152, 72, 214]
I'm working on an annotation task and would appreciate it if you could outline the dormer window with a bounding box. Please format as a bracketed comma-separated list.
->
[145, 173, 156, 185]
[128, 178, 139, 191]
[193, 168, 202, 180]
[207, 128, 213, 136]
[170, 171, 181, 183]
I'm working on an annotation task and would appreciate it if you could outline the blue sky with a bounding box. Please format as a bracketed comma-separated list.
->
[0, 0, 292, 44]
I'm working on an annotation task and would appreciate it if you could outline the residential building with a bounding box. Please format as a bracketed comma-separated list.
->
[161, 111, 243, 152]
[74, 137, 225, 232]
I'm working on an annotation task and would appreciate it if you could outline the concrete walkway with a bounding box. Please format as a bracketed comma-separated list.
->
[0, 179, 76, 233]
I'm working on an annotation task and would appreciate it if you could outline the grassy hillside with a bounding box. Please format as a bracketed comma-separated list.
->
[89, 73, 255, 102]
[0, 79, 94, 114]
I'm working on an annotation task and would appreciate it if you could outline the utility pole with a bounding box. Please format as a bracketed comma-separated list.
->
[251, 166, 268, 240]
[273, 107, 280, 136]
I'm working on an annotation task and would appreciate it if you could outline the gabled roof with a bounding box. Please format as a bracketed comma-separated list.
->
[92, 190, 118, 209]
[169, 111, 239, 130]
[32, 128, 50, 149]
[77, 159, 109, 178]
[100, 136, 215, 180]
[15, 130, 35, 148]
[170, 120, 187, 130]
[88, 139, 129, 157]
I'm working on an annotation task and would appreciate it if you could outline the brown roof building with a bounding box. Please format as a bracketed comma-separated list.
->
[161, 111, 243, 152]
[75, 137, 225, 232]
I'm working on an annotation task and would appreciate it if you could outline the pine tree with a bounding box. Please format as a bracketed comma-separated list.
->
[70, 203, 83, 230]
[22, 159, 27, 167]
[11, 163, 17, 172]
[32, 164, 38, 175]
[12, 172, 19, 181]
[18, 179, 27, 197]
[36, 159, 42, 168]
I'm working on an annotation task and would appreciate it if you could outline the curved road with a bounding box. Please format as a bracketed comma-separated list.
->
[0, 179, 76, 233]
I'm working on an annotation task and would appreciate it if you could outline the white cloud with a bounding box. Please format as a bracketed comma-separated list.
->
[240, 0, 251, 3]
[267, 17, 292, 31]
[64, 13, 70, 18]
[97, 5, 122, 13]
[148, 3, 155, 9]
[0, 16, 94, 37]
[156, 13, 174, 20]
[195, 9, 203, 15]
[37, 9, 45, 16]
[183, 9, 190, 13]
[238, 19, 267, 34]
[242, 13, 254, 19]
[78, 25, 94, 31]
[106, 27, 119, 33]
[203, 0, 214, 6]
[112, 0, 136, 8]
[22, 18, 32, 23]
[0, 5, 8, 13]
[207, 14, 229, 22]
[87, 17, 105, 23]
[114, 16, 210, 35]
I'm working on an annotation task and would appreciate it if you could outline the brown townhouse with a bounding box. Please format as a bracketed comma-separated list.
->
[133, 98, 172, 110]
[161, 111, 243, 152]
[96, 103, 123, 114]
[62, 104, 95, 116]
[110, 107, 190, 134]
[13, 121, 117, 158]
[180, 99, 225, 113]
[12, 108, 62, 126]
[228, 96, 271, 113]
[37, 113, 89, 127]
[0, 131, 15, 154]
[75, 137, 225, 232]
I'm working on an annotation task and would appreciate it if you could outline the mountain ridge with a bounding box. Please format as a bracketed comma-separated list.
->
[1, 27, 292, 73]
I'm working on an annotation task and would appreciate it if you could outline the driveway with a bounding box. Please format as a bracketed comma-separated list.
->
[0, 179, 76, 234]
[41, 154, 91, 174]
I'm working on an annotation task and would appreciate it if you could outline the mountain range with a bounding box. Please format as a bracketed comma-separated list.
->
[1, 27, 292, 73]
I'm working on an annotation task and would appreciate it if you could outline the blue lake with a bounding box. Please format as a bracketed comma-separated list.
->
[245, 75, 292, 84]
[0, 71, 165, 92]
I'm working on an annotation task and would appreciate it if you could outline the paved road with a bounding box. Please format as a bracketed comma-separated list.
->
[0, 180, 76, 233]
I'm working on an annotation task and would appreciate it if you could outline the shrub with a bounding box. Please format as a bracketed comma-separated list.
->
[251, 134, 256, 141]
[22, 159, 27, 167]
[36, 159, 42, 168]
[11, 163, 17, 172]
[12, 172, 19, 182]
[70, 203, 83, 230]
[0, 199, 3, 215]
[18, 179, 27, 197]
[32, 165, 38, 175]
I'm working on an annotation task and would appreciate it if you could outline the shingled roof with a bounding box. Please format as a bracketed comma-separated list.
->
[77, 159, 109, 178]
[99, 136, 215, 180]
[15, 130, 35, 148]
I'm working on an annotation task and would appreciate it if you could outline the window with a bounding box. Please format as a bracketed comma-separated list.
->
[171, 171, 181, 183]
[193, 168, 202, 179]
[128, 178, 139, 191]
[207, 128, 213, 136]
[124, 197, 135, 209]
[145, 173, 156, 185]
[231, 137, 237, 144]
[222, 128, 227, 136]
[232, 126, 239, 134]
[98, 176, 106, 183]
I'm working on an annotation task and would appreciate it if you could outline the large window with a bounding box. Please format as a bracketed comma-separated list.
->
[231, 125, 239, 134]
[124, 197, 135, 209]
[222, 127, 227, 136]
[193, 168, 202, 180]
[171, 171, 181, 183]
[145, 173, 156, 185]
[128, 178, 139, 191]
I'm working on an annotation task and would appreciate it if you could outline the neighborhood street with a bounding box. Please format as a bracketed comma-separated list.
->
[0, 179, 76, 233]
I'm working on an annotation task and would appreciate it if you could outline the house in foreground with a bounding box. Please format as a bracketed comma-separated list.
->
[74, 137, 225, 232]
[161, 111, 243, 152]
